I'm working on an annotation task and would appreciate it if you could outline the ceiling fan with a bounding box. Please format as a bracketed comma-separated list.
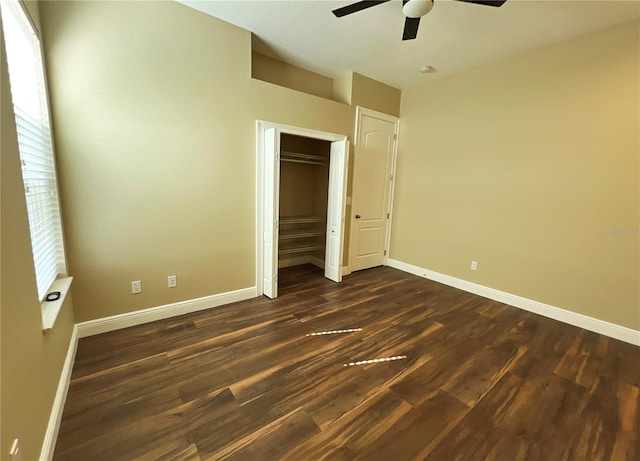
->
[332, 0, 507, 41]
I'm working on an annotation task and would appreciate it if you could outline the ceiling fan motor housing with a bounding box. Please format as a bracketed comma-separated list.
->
[402, 0, 434, 18]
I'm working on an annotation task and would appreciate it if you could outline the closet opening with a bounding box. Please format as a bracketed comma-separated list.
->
[256, 121, 349, 299]
[279, 134, 330, 272]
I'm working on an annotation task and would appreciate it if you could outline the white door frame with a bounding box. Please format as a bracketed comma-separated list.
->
[256, 120, 348, 297]
[351, 106, 400, 269]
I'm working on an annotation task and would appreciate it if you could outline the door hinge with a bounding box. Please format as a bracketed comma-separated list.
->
[387, 213, 390, 219]
[393, 134, 397, 141]
[384, 250, 387, 256]
[390, 174, 394, 181]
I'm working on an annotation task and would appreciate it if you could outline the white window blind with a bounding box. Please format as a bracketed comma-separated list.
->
[2, 0, 66, 301]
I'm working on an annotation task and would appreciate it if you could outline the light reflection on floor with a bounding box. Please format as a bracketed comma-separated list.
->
[343, 355, 408, 367]
[306, 328, 363, 336]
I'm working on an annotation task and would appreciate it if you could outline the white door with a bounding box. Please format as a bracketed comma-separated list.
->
[349, 108, 398, 272]
[263, 128, 280, 298]
[324, 140, 349, 282]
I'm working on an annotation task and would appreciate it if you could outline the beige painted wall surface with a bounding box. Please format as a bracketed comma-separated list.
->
[351, 72, 401, 117]
[332, 72, 352, 106]
[392, 20, 640, 330]
[39, 1, 355, 322]
[252, 52, 335, 101]
[0, 17, 75, 460]
[23, 0, 41, 33]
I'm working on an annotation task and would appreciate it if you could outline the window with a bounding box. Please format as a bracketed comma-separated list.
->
[1, 0, 66, 301]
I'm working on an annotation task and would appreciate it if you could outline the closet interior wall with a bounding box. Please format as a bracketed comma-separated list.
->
[279, 134, 330, 269]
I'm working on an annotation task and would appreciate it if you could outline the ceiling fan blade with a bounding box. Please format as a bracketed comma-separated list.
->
[455, 0, 507, 7]
[402, 16, 420, 40]
[332, 0, 392, 18]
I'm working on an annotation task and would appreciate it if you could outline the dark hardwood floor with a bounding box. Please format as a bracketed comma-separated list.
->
[54, 265, 639, 461]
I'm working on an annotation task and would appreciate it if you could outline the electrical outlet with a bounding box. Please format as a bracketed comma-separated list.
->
[131, 280, 142, 294]
[470, 261, 478, 271]
[168, 275, 177, 288]
[10, 439, 21, 461]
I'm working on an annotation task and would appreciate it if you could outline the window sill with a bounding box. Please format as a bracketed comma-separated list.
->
[41, 276, 73, 331]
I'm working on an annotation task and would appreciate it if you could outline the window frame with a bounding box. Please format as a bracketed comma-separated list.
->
[1, 0, 71, 329]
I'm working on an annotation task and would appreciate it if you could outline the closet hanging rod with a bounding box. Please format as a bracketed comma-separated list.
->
[281, 158, 326, 166]
[280, 151, 328, 164]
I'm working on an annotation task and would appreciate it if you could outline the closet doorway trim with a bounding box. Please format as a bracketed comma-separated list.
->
[256, 121, 348, 297]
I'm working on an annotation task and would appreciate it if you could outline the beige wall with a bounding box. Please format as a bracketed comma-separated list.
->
[252, 52, 334, 101]
[38, 0, 358, 322]
[392, 20, 640, 330]
[330, 72, 401, 117]
[332, 72, 352, 106]
[351, 72, 401, 117]
[250, 55, 402, 119]
[0, 5, 76, 459]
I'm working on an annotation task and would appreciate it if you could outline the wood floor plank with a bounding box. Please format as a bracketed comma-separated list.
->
[554, 330, 610, 388]
[53, 264, 640, 461]
[354, 391, 470, 461]
[440, 344, 528, 407]
[207, 407, 320, 461]
[280, 389, 413, 461]
[389, 335, 487, 406]
[55, 399, 192, 460]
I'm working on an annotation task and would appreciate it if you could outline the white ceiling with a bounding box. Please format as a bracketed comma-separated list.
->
[179, 0, 640, 89]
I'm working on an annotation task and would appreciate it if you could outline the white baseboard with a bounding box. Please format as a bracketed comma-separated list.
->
[386, 258, 640, 346]
[40, 325, 79, 461]
[77, 287, 257, 338]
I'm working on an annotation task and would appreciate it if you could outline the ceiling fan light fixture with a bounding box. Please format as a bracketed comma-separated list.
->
[402, 0, 434, 18]
[332, 0, 507, 42]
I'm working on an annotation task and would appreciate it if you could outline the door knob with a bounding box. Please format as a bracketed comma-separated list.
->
[355, 214, 361, 219]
